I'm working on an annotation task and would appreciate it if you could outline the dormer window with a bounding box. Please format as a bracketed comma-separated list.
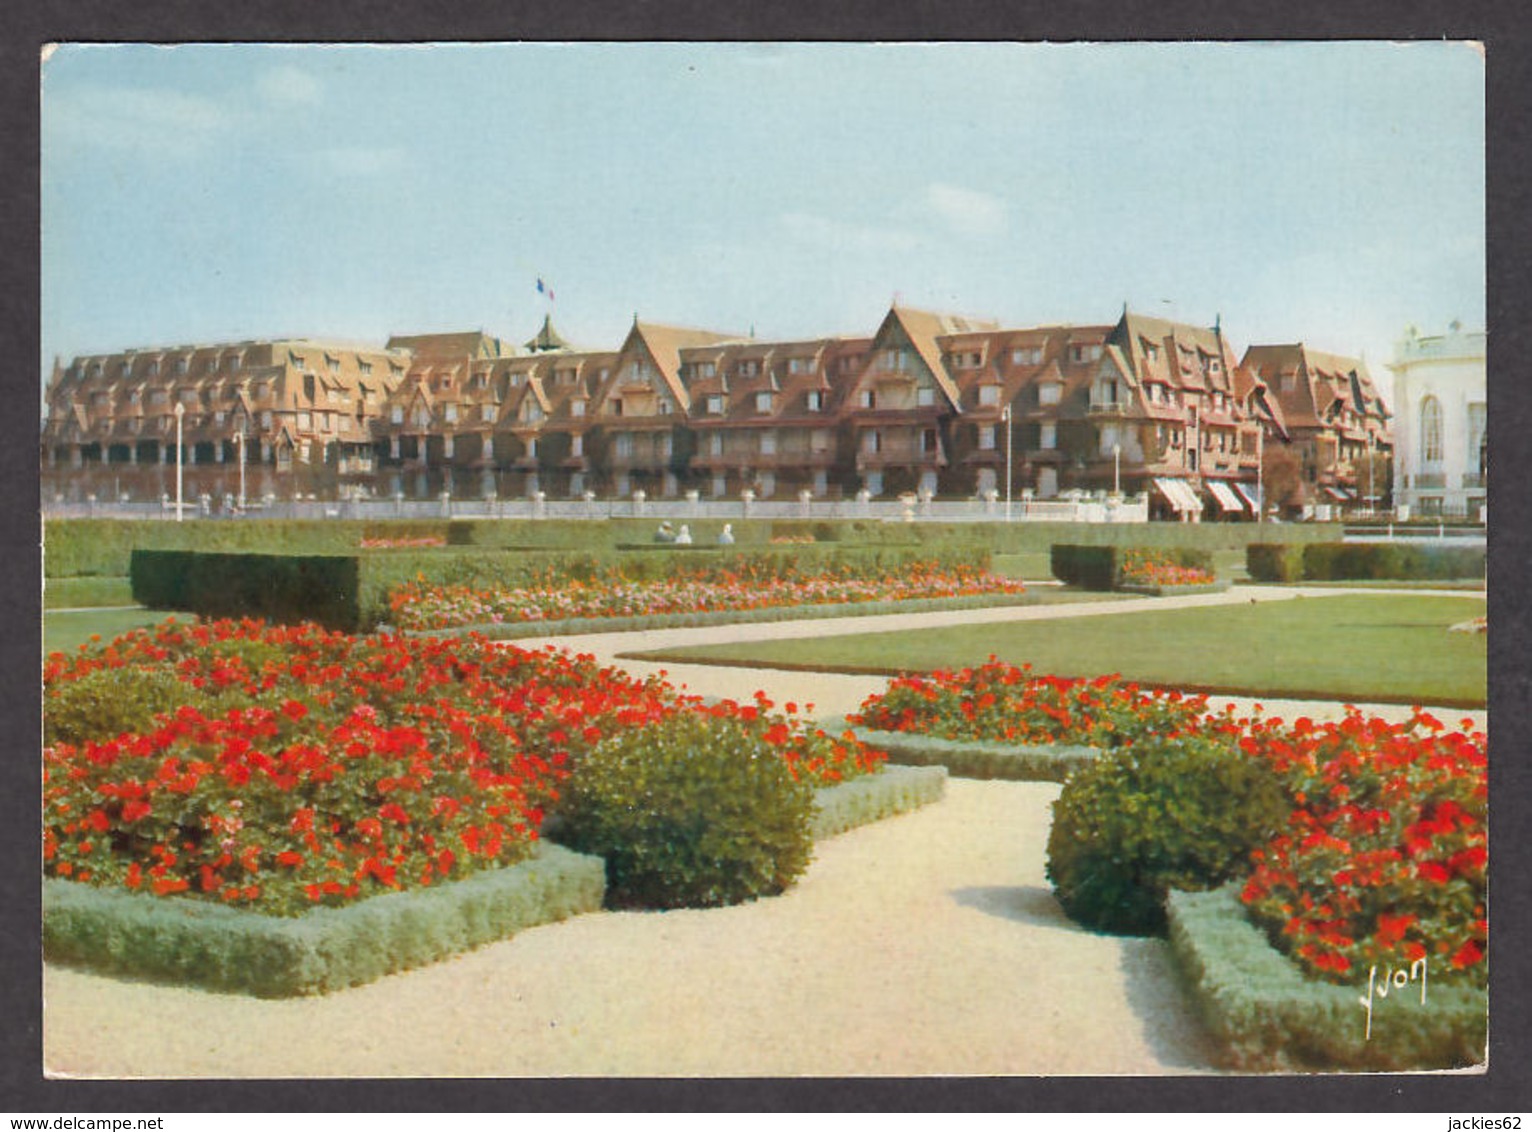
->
[120, 361, 132, 378]
[860, 389, 876, 409]
[788, 357, 814, 375]
[360, 361, 373, 376]
[978, 385, 1000, 407]
[390, 406, 404, 424]
[1039, 382, 1062, 406]
[806, 390, 825, 412]
[175, 359, 188, 376]
[481, 404, 496, 422]
[572, 399, 586, 418]
[326, 354, 341, 375]
[707, 395, 724, 414]
[755, 391, 772, 413]
[916, 387, 936, 408]
[444, 403, 458, 423]
[739, 360, 759, 378]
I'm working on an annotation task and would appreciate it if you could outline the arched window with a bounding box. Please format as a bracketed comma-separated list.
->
[1420, 395, 1443, 464]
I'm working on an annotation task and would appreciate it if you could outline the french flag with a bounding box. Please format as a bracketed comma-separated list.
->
[537, 278, 555, 302]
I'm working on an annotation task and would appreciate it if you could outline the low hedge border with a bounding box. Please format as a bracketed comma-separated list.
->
[401, 592, 1041, 640]
[1115, 581, 1231, 597]
[1166, 883, 1487, 1071]
[848, 728, 1098, 782]
[42, 842, 605, 999]
[810, 764, 948, 840]
[43, 575, 135, 609]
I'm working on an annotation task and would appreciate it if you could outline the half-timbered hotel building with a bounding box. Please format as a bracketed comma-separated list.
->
[42, 305, 1392, 515]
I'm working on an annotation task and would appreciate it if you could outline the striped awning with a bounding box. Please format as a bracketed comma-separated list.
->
[1207, 480, 1244, 512]
[1234, 482, 1262, 512]
[1153, 477, 1204, 513]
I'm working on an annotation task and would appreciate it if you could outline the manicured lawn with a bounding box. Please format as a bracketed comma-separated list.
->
[629, 593, 1488, 707]
[43, 608, 188, 656]
[43, 575, 135, 610]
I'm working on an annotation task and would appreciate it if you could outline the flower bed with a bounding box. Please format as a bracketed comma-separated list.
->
[44, 620, 884, 920]
[849, 659, 1212, 749]
[1168, 884, 1486, 1071]
[1237, 708, 1487, 991]
[1118, 548, 1217, 589]
[388, 562, 1026, 632]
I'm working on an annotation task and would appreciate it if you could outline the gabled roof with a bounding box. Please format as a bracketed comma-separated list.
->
[622, 320, 745, 413]
[882, 306, 999, 409]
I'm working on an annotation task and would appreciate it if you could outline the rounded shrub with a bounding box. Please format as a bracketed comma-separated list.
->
[1045, 734, 1289, 936]
[43, 665, 193, 747]
[554, 712, 816, 910]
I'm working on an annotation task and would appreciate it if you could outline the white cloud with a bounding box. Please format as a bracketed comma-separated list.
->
[926, 183, 1008, 237]
[257, 64, 322, 105]
[46, 85, 229, 156]
[314, 146, 408, 177]
[780, 211, 920, 253]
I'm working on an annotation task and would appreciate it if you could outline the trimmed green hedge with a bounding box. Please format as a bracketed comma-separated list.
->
[1246, 541, 1486, 583]
[1116, 581, 1230, 597]
[1246, 543, 1306, 583]
[1302, 542, 1485, 582]
[132, 544, 997, 631]
[51, 515, 1333, 578]
[810, 765, 947, 839]
[1167, 884, 1487, 1071]
[44, 519, 454, 578]
[1050, 544, 1216, 591]
[848, 729, 1097, 782]
[42, 842, 605, 998]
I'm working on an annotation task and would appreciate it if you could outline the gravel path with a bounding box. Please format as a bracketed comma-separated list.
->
[42, 585, 1482, 1078]
[43, 778, 1223, 1078]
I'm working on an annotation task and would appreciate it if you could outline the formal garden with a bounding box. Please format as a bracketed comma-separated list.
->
[40, 516, 1489, 1074]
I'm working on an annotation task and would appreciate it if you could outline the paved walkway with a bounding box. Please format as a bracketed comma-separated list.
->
[512, 585, 1488, 730]
[41, 585, 1485, 1078]
[43, 778, 1224, 1078]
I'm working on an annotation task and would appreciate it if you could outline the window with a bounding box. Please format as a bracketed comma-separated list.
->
[391, 406, 404, 424]
[326, 355, 340, 375]
[788, 357, 813, 375]
[806, 390, 824, 411]
[260, 411, 272, 429]
[522, 402, 544, 423]
[709, 433, 723, 457]
[528, 438, 539, 460]
[920, 428, 937, 454]
[707, 395, 724, 414]
[444, 404, 458, 423]
[571, 435, 584, 457]
[572, 399, 586, 418]
[860, 389, 875, 409]
[360, 361, 373, 376]
[1467, 402, 1486, 469]
[760, 430, 777, 455]
[482, 404, 496, 422]
[811, 428, 832, 453]
[120, 361, 132, 378]
[1039, 382, 1061, 406]
[755, 391, 772, 413]
[978, 385, 1000, 407]
[149, 390, 167, 406]
[1100, 424, 1120, 450]
[297, 411, 312, 430]
[1011, 346, 1043, 366]
[1420, 395, 1444, 463]
[658, 397, 673, 415]
[739, 360, 759, 378]
[863, 430, 881, 454]
[1071, 344, 1102, 364]
[615, 434, 633, 458]
[609, 399, 623, 417]
[1040, 422, 1057, 450]
[979, 425, 996, 450]
[695, 362, 716, 378]
[917, 387, 936, 408]
[147, 361, 159, 377]
[226, 354, 241, 371]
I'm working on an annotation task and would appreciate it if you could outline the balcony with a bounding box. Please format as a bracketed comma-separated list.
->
[1086, 400, 1131, 417]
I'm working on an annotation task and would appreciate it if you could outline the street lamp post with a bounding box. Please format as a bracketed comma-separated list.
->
[1256, 424, 1264, 526]
[174, 401, 185, 523]
[235, 429, 246, 511]
[1112, 441, 1121, 497]
[1002, 405, 1013, 522]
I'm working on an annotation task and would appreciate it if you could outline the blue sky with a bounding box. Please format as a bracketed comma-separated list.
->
[40, 41, 1484, 408]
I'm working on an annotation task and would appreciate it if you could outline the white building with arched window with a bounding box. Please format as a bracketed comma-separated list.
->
[1387, 323, 1486, 520]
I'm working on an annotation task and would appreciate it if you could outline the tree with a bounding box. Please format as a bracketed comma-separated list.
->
[1261, 445, 1306, 515]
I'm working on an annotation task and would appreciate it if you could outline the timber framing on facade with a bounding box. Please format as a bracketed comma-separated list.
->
[42, 306, 1392, 514]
